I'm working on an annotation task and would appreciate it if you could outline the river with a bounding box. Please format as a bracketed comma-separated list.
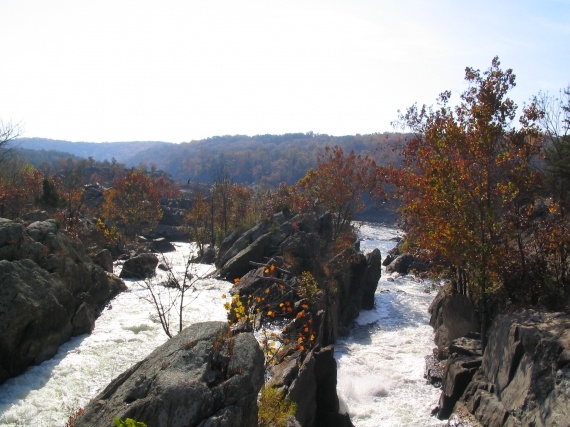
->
[0, 223, 448, 426]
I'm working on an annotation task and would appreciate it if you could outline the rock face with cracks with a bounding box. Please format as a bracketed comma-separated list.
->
[458, 310, 570, 427]
[0, 218, 126, 384]
[434, 305, 570, 426]
[76, 321, 265, 427]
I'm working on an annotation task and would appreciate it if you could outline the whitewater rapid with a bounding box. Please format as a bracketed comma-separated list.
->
[0, 224, 446, 426]
[0, 243, 231, 426]
[335, 223, 446, 426]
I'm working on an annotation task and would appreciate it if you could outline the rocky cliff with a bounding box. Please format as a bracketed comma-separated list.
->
[217, 211, 381, 426]
[76, 321, 264, 427]
[430, 285, 570, 426]
[457, 310, 570, 426]
[0, 217, 126, 383]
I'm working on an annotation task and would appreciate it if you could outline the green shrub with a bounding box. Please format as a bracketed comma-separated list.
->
[298, 271, 320, 302]
[258, 384, 297, 427]
[113, 418, 148, 427]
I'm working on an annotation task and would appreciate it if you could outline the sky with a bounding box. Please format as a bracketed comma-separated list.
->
[1, 0, 569, 143]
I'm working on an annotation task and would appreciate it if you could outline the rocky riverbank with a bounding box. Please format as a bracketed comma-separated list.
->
[429, 284, 570, 426]
[0, 217, 126, 384]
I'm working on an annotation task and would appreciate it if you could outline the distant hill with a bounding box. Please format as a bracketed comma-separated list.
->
[17, 138, 172, 166]
[16, 133, 409, 186]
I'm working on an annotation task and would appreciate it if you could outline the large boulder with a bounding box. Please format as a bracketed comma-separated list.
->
[457, 310, 570, 426]
[149, 237, 176, 253]
[436, 354, 482, 419]
[321, 245, 381, 342]
[428, 284, 479, 358]
[363, 249, 382, 310]
[0, 218, 126, 383]
[119, 253, 159, 279]
[76, 322, 265, 427]
[270, 346, 353, 427]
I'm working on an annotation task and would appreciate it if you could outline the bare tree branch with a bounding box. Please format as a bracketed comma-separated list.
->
[0, 119, 22, 165]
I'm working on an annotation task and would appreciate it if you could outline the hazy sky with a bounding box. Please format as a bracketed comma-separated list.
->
[2, 0, 569, 143]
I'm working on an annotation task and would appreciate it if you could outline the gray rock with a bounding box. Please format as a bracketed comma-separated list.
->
[437, 355, 482, 419]
[0, 218, 25, 260]
[0, 217, 127, 383]
[76, 322, 264, 427]
[363, 249, 382, 309]
[119, 253, 159, 279]
[150, 237, 176, 253]
[82, 183, 106, 209]
[425, 352, 445, 387]
[22, 210, 50, 222]
[428, 284, 479, 358]
[385, 254, 415, 274]
[26, 219, 59, 242]
[382, 245, 401, 267]
[271, 346, 353, 427]
[457, 310, 570, 426]
[93, 249, 114, 273]
[152, 224, 190, 241]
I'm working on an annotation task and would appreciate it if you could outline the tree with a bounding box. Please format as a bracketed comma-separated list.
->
[297, 146, 379, 237]
[0, 119, 21, 165]
[391, 57, 542, 347]
[0, 159, 43, 218]
[102, 170, 162, 239]
[531, 86, 570, 302]
[534, 86, 570, 209]
[141, 253, 202, 339]
[185, 191, 212, 256]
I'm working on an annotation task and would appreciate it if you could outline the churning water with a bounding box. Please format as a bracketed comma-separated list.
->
[0, 243, 232, 426]
[0, 224, 446, 426]
[335, 223, 446, 426]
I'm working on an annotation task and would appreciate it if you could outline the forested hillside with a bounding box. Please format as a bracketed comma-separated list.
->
[18, 133, 407, 186]
[18, 139, 172, 167]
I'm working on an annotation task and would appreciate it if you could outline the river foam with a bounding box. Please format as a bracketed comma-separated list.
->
[335, 223, 446, 426]
[0, 242, 231, 427]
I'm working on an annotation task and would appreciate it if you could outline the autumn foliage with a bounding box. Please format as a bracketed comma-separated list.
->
[297, 146, 380, 236]
[102, 170, 163, 239]
[389, 57, 550, 342]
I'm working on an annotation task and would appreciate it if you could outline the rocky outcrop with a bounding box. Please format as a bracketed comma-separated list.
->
[271, 345, 353, 427]
[76, 321, 265, 427]
[363, 249, 382, 309]
[93, 249, 114, 273]
[437, 352, 482, 419]
[82, 183, 106, 209]
[455, 310, 570, 426]
[150, 224, 190, 242]
[216, 213, 295, 281]
[0, 218, 126, 383]
[428, 283, 479, 358]
[219, 212, 381, 426]
[382, 241, 428, 275]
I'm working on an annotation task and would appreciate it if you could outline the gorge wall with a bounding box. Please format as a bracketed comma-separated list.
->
[0, 217, 126, 383]
[431, 285, 570, 426]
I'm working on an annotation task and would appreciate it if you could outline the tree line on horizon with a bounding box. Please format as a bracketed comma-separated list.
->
[15, 131, 408, 187]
